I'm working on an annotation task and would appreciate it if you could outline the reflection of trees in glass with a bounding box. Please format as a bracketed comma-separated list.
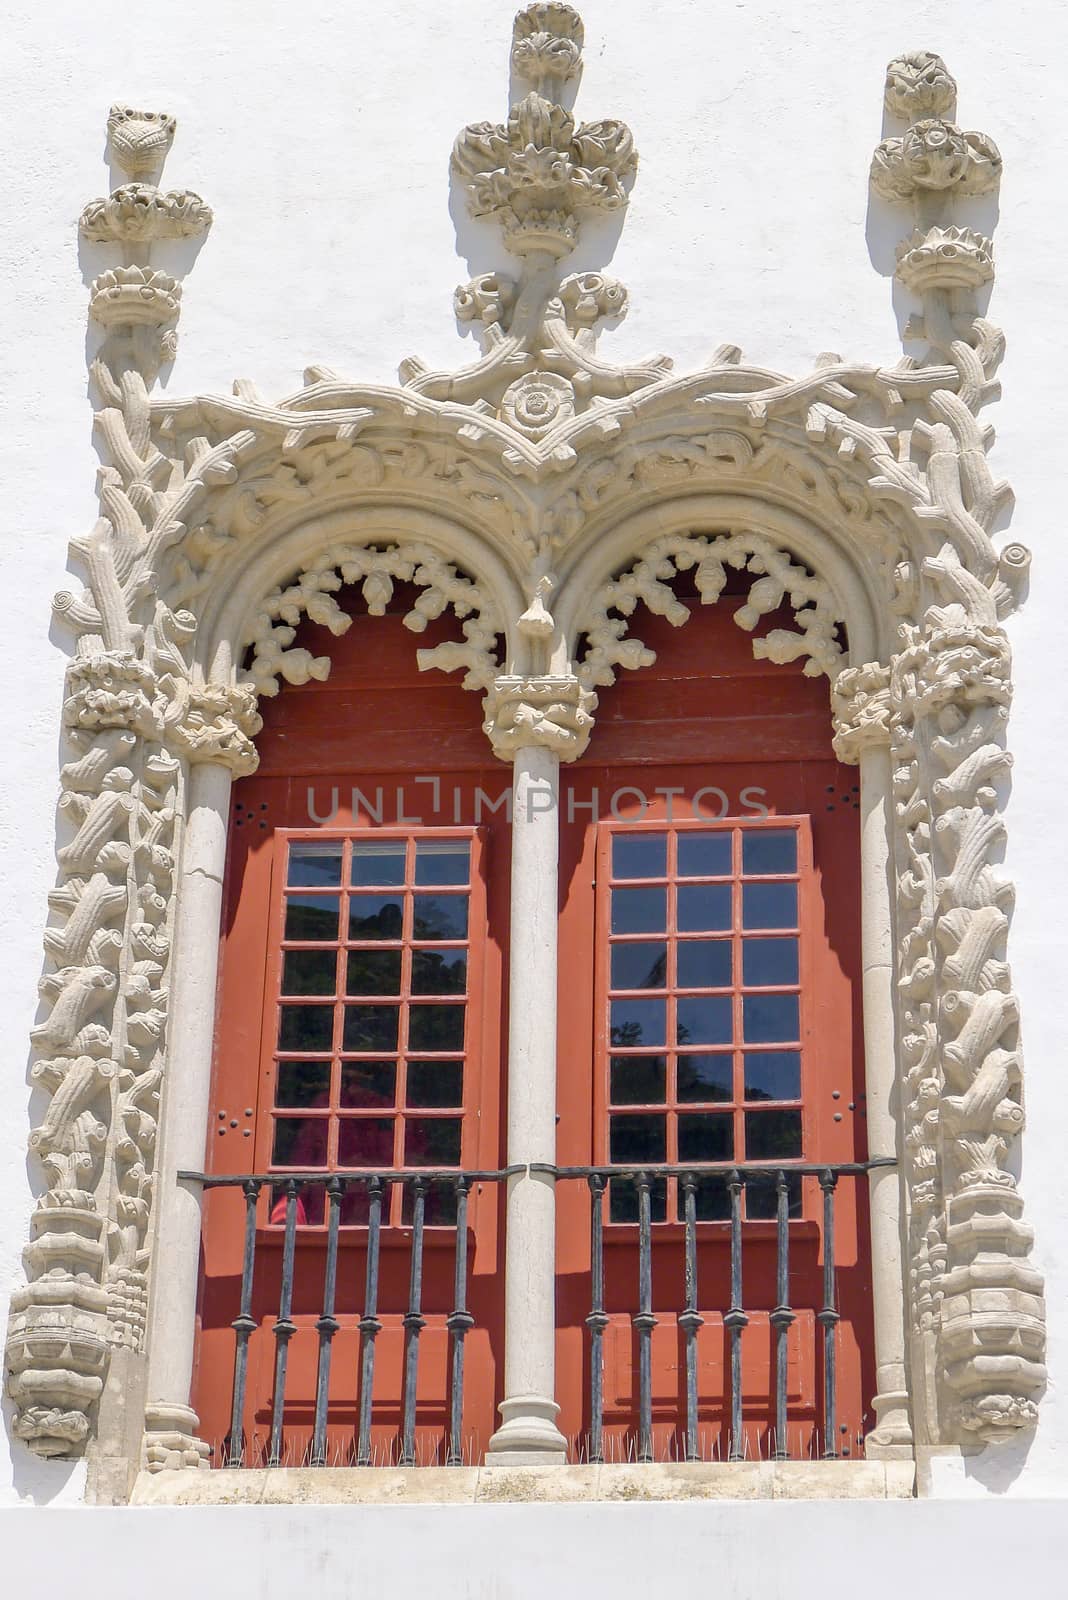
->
[610, 1019, 644, 1047]
[343, 1005, 400, 1051]
[282, 948, 336, 994]
[408, 1004, 465, 1051]
[346, 949, 401, 995]
[412, 949, 467, 994]
[285, 895, 340, 941]
[412, 895, 468, 940]
[637, 951, 667, 989]
[676, 1053, 731, 1103]
[349, 899, 403, 939]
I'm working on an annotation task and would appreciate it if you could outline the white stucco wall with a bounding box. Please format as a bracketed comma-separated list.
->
[1, 0, 1067, 1536]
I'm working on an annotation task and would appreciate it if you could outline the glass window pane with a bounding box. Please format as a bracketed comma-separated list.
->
[610, 997, 666, 1048]
[677, 883, 732, 932]
[287, 843, 342, 888]
[677, 832, 732, 878]
[676, 940, 732, 989]
[272, 1116, 329, 1166]
[677, 1053, 733, 1103]
[414, 839, 471, 886]
[404, 1117, 462, 1167]
[611, 887, 667, 934]
[745, 1109, 803, 1160]
[408, 1004, 465, 1052]
[348, 894, 404, 940]
[678, 1112, 733, 1163]
[351, 840, 406, 886]
[343, 1004, 399, 1052]
[742, 881, 797, 930]
[746, 1171, 802, 1219]
[610, 1055, 667, 1105]
[276, 1060, 331, 1108]
[345, 948, 402, 995]
[743, 992, 800, 1044]
[278, 1005, 334, 1052]
[612, 833, 667, 880]
[610, 941, 667, 991]
[742, 937, 799, 986]
[285, 894, 339, 942]
[677, 1174, 730, 1221]
[742, 829, 797, 876]
[411, 948, 468, 995]
[412, 894, 468, 940]
[609, 1113, 667, 1165]
[405, 1183, 460, 1226]
[337, 1117, 394, 1167]
[744, 1050, 802, 1102]
[406, 1060, 464, 1108]
[676, 994, 732, 1046]
[281, 949, 337, 996]
[340, 1060, 396, 1108]
[608, 1175, 667, 1223]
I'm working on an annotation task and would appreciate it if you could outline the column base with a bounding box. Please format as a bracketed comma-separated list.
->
[485, 1395, 568, 1465]
[142, 1402, 211, 1472]
[864, 1389, 914, 1461]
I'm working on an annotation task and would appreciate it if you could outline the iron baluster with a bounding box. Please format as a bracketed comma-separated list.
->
[310, 1175, 343, 1467]
[268, 1176, 300, 1467]
[770, 1169, 795, 1461]
[678, 1173, 704, 1462]
[585, 1172, 608, 1464]
[356, 1175, 386, 1466]
[225, 1176, 261, 1467]
[724, 1168, 748, 1461]
[446, 1176, 474, 1466]
[400, 1175, 428, 1466]
[819, 1169, 840, 1459]
[633, 1171, 657, 1464]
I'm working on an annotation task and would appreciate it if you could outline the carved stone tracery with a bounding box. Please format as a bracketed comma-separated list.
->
[4, 8, 1045, 1480]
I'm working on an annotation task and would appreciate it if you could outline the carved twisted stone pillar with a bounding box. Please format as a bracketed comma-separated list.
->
[484, 676, 593, 1463]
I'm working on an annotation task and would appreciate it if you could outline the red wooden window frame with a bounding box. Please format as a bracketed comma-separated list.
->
[253, 826, 488, 1229]
[593, 815, 816, 1224]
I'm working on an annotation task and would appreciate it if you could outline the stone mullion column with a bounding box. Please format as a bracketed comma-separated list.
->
[831, 665, 914, 1458]
[142, 757, 236, 1469]
[484, 675, 594, 1464]
[858, 742, 913, 1457]
[487, 744, 568, 1461]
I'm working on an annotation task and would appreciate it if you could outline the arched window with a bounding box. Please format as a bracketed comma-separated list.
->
[193, 575, 875, 1465]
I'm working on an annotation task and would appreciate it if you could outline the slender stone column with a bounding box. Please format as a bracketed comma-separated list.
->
[142, 758, 234, 1468]
[486, 743, 569, 1462]
[858, 744, 914, 1458]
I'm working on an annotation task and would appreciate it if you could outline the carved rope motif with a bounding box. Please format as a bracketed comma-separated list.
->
[3, 10, 1044, 1473]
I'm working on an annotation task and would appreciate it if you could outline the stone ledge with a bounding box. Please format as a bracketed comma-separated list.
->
[131, 1460, 915, 1506]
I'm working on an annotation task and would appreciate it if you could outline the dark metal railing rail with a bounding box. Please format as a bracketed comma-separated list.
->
[182, 1157, 892, 1468]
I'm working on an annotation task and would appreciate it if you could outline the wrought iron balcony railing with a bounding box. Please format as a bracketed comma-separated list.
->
[182, 1158, 893, 1469]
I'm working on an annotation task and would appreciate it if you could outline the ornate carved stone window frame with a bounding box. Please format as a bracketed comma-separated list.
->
[5, 12, 1045, 1498]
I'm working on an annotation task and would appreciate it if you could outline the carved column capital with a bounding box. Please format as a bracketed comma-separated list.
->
[831, 662, 893, 764]
[483, 674, 596, 762]
[163, 681, 263, 777]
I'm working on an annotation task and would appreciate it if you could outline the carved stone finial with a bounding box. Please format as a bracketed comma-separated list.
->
[511, 4, 584, 92]
[884, 50, 957, 121]
[107, 105, 176, 178]
[872, 54, 1001, 304]
[452, 7, 635, 260]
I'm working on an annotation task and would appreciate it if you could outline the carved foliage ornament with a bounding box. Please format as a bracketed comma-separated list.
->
[4, 8, 1044, 1472]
